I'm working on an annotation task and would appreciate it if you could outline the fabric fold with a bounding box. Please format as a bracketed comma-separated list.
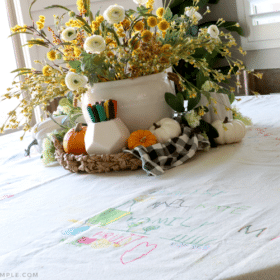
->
[124, 126, 210, 176]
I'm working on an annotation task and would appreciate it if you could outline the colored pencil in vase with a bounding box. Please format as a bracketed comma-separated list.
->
[87, 104, 95, 122]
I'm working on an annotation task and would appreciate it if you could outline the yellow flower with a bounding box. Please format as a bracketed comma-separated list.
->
[134, 21, 144, 31]
[96, 15, 104, 23]
[107, 51, 115, 58]
[42, 65, 52, 77]
[121, 19, 130, 30]
[36, 21, 44, 30]
[158, 20, 170, 31]
[77, 0, 85, 13]
[147, 16, 157, 27]
[198, 107, 205, 116]
[129, 39, 140, 49]
[156, 7, 165, 17]
[141, 30, 152, 42]
[74, 47, 81, 57]
[39, 15, 45, 22]
[161, 44, 172, 51]
[91, 21, 100, 32]
[47, 50, 56, 61]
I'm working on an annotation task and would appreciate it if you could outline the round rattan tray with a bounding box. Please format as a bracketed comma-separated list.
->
[51, 136, 142, 174]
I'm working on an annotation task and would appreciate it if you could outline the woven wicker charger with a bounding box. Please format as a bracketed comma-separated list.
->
[51, 73, 181, 174]
[51, 136, 142, 173]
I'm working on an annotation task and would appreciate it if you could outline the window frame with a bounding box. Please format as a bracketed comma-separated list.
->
[236, 0, 280, 50]
[0, 0, 36, 136]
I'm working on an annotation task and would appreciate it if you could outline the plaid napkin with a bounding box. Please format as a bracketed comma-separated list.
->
[124, 126, 210, 176]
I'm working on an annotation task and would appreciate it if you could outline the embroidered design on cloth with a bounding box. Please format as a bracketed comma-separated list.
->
[124, 126, 210, 176]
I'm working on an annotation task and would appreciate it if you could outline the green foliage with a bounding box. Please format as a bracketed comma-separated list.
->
[75, 15, 92, 34]
[187, 92, 201, 111]
[10, 68, 32, 74]
[80, 52, 116, 85]
[68, 61, 82, 73]
[232, 106, 252, 125]
[29, 0, 37, 20]
[165, 92, 185, 112]
[42, 129, 68, 165]
[163, 8, 173, 21]
[23, 39, 49, 48]
[8, 31, 33, 38]
[170, 0, 244, 103]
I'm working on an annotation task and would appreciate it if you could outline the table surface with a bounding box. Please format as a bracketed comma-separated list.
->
[1, 95, 280, 280]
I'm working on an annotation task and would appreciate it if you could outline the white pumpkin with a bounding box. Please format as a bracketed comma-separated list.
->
[149, 118, 181, 143]
[196, 92, 233, 123]
[212, 117, 246, 145]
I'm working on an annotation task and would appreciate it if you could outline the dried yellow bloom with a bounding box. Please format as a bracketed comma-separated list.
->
[47, 50, 56, 61]
[147, 16, 157, 27]
[134, 21, 144, 31]
[36, 21, 44, 30]
[158, 20, 170, 31]
[42, 65, 52, 76]
[254, 72, 263, 79]
[141, 30, 153, 42]
[121, 19, 130, 30]
[96, 15, 104, 23]
[156, 7, 165, 17]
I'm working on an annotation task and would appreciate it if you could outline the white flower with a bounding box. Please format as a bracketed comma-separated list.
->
[185, 7, 202, 23]
[103, 4, 125, 24]
[133, 0, 148, 5]
[84, 35, 106, 54]
[202, 80, 213, 91]
[184, 110, 201, 128]
[61, 27, 77, 42]
[208, 25, 220, 39]
[65, 72, 88, 91]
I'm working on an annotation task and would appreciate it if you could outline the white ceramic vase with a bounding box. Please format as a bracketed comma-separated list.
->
[197, 92, 233, 123]
[81, 71, 175, 132]
[85, 118, 130, 155]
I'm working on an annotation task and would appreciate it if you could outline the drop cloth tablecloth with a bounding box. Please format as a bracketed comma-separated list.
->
[1, 95, 280, 280]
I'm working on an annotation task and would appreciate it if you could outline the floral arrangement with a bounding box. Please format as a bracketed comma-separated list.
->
[1, 0, 253, 139]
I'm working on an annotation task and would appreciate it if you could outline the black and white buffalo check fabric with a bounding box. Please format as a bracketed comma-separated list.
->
[124, 126, 210, 176]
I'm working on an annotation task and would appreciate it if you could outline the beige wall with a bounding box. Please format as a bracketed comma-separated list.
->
[207, 0, 280, 70]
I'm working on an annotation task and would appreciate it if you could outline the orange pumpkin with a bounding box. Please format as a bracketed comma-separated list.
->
[63, 123, 87, 155]
[128, 130, 157, 149]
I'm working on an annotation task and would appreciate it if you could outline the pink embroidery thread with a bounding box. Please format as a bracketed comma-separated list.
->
[77, 237, 97, 244]
[120, 242, 157, 265]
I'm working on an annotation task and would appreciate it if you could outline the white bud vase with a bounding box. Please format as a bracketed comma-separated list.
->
[81, 71, 175, 132]
[197, 92, 233, 123]
[85, 118, 130, 155]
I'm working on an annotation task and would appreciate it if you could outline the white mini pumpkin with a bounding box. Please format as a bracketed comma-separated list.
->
[212, 117, 246, 145]
[149, 118, 181, 143]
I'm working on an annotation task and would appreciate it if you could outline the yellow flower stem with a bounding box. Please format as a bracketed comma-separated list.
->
[107, 27, 120, 46]
[30, 25, 65, 56]
[1, 102, 22, 131]
[128, 16, 142, 36]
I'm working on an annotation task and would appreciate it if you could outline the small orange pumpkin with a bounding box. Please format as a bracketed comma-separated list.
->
[128, 130, 157, 149]
[63, 123, 87, 155]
